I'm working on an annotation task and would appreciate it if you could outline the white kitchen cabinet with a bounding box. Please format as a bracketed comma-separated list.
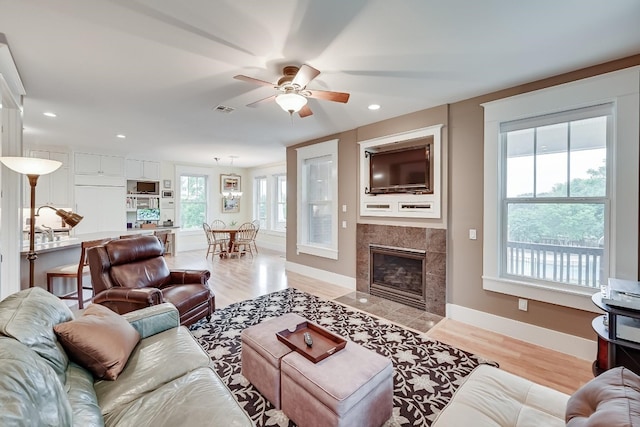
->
[73, 185, 126, 235]
[125, 159, 160, 180]
[75, 153, 124, 176]
[25, 150, 70, 208]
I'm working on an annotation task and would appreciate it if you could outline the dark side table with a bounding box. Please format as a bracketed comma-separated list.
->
[591, 292, 640, 375]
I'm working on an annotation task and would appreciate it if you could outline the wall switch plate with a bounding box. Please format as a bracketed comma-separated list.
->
[342, 204, 347, 213]
[518, 298, 528, 311]
[469, 229, 477, 240]
[342, 220, 347, 228]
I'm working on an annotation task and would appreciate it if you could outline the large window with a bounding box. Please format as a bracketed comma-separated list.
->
[274, 174, 287, 232]
[483, 68, 639, 312]
[297, 139, 338, 259]
[501, 105, 611, 289]
[253, 174, 286, 233]
[254, 176, 267, 229]
[179, 174, 207, 230]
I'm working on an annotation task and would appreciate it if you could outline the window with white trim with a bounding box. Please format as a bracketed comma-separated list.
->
[253, 173, 286, 232]
[297, 139, 338, 259]
[482, 67, 639, 312]
[501, 104, 611, 290]
[274, 174, 287, 232]
[179, 174, 207, 230]
[254, 176, 267, 229]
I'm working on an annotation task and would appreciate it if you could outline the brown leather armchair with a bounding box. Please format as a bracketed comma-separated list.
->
[87, 235, 214, 326]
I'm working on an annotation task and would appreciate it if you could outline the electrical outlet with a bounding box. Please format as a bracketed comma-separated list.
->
[518, 298, 528, 311]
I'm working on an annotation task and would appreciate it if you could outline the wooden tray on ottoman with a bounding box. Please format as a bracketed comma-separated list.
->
[276, 321, 346, 363]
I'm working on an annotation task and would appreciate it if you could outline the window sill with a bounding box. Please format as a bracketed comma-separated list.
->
[482, 275, 600, 313]
[297, 244, 338, 260]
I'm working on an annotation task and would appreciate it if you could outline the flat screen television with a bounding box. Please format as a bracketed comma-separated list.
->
[136, 208, 160, 221]
[367, 145, 432, 195]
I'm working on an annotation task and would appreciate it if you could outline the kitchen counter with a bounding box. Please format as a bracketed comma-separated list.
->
[20, 227, 179, 255]
[20, 227, 179, 290]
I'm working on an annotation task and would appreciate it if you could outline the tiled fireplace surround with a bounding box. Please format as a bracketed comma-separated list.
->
[356, 224, 446, 316]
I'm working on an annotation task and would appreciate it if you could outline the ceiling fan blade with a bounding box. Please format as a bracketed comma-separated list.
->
[306, 89, 350, 103]
[247, 95, 276, 108]
[298, 104, 313, 118]
[234, 75, 275, 87]
[292, 64, 320, 88]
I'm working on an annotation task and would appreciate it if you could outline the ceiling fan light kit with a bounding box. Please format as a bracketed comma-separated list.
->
[234, 64, 350, 118]
[275, 92, 307, 113]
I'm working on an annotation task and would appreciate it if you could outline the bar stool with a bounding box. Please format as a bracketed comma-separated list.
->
[153, 229, 172, 255]
[46, 238, 112, 309]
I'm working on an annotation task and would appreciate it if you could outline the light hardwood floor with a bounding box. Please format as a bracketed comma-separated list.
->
[166, 247, 594, 395]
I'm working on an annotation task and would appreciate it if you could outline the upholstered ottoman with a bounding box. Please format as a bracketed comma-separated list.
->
[280, 341, 393, 427]
[241, 313, 305, 408]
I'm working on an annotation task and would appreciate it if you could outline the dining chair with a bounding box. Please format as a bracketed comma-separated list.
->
[203, 222, 228, 258]
[46, 237, 113, 309]
[250, 219, 261, 254]
[211, 219, 226, 229]
[203, 223, 215, 258]
[230, 222, 256, 257]
[210, 220, 230, 254]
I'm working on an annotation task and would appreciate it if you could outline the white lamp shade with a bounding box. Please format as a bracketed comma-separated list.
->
[0, 157, 62, 175]
[275, 93, 307, 113]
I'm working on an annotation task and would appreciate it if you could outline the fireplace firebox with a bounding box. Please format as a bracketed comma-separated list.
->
[369, 245, 426, 310]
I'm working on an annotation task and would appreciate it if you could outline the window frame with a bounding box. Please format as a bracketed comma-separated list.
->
[273, 173, 287, 232]
[499, 105, 612, 292]
[253, 175, 267, 229]
[175, 165, 213, 233]
[482, 67, 639, 312]
[296, 139, 339, 260]
[178, 173, 208, 231]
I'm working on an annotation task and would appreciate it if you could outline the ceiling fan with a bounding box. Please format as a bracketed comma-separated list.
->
[234, 64, 350, 118]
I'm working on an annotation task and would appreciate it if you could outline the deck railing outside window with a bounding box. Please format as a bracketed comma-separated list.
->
[506, 241, 603, 288]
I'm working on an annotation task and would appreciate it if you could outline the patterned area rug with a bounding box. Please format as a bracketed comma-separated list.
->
[189, 288, 496, 427]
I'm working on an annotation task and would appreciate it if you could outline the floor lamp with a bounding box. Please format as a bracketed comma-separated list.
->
[0, 156, 81, 288]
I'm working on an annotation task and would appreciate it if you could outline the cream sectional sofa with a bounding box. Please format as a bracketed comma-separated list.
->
[0, 287, 252, 427]
[432, 364, 569, 426]
[433, 362, 640, 426]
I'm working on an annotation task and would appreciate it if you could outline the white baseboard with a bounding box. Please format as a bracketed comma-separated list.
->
[285, 261, 356, 290]
[255, 241, 286, 253]
[446, 303, 596, 361]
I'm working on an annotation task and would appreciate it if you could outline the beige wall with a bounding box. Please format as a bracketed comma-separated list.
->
[448, 54, 640, 340]
[356, 106, 449, 228]
[286, 130, 358, 278]
[286, 54, 640, 339]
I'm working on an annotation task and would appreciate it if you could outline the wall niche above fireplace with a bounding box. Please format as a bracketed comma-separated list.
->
[359, 125, 443, 219]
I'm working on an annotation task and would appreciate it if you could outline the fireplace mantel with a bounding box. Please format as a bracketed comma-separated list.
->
[356, 224, 446, 316]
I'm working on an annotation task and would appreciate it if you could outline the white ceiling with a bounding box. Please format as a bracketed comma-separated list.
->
[1, 0, 639, 167]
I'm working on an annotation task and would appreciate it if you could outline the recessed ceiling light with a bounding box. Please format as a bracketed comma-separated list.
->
[368, 104, 381, 110]
[116, 134, 126, 139]
[43, 112, 57, 117]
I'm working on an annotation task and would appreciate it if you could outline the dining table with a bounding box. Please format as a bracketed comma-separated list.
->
[213, 227, 239, 257]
